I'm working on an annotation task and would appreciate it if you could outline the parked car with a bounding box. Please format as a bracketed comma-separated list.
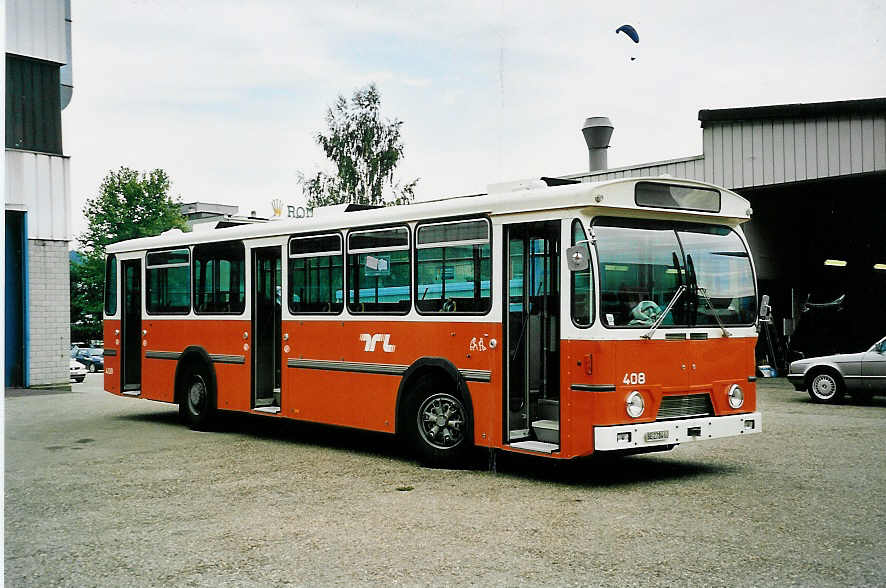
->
[788, 336, 886, 403]
[72, 347, 104, 373]
[70, 359, 87, 383]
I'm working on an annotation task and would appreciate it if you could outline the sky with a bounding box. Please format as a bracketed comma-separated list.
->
[63, 0, 886, 243]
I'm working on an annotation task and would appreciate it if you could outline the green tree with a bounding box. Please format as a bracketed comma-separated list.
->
[299, 83, 418, 207]
[70, 167, 188, 342]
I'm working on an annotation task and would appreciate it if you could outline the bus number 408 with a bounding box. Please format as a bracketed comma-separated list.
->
[623, 372, 646, 385]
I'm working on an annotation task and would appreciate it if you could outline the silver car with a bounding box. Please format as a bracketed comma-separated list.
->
[788, 336, 886, 403]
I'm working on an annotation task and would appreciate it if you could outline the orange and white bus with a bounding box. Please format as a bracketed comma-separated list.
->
[103, 177, 762, 466]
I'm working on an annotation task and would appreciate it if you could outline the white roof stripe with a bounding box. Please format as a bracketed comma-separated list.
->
[107, 176, 751, 254]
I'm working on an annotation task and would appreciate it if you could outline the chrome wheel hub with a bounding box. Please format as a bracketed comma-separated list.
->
[812, 374, 836, 398]
[417, 393, 465, 450]
[188, 377, 206, 413]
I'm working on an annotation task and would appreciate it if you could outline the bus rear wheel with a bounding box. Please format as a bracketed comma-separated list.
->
[179, 364, 216, 430]
[405, 376, 471, 468]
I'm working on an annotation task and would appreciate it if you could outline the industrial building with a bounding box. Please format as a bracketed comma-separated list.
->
[5, 0, 73, 387]
[565, 98, 886, 359]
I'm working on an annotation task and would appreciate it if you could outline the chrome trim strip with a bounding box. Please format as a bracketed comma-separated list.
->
[690, 332, 709, 340]
[665, 333, 687, 340]
[748, 376, 757, 382]
[210, 354, 246, 365]
[103, 349, 118, 356]
[145, 351, 181, 360]
[287, 358, 408, 376]
[459, 369, 492, 383]
[287, 358, 492, 382]
[571, 384, 617, 392]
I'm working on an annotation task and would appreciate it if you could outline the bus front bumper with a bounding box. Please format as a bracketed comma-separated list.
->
[594, 412, 762, 451]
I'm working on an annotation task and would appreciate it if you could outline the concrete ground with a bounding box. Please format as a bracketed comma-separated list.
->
[5, 375, 886, 586]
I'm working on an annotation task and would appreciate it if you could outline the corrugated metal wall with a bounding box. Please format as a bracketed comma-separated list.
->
[4, 150, 71, 240]
[702, 115, 886, 189]
[5, 0, 68, 64]
[574, 156, 706, 183]
[568, 112, 886, 190]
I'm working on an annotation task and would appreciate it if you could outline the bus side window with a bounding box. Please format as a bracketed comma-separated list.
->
[347, 226, 411, 314]
[105, 255, 117, 316]
[570, 219, 594, 326]
[288, 233, 343, 314]
[145, 248, 190, 315]
[193, 241, 245, 315]
[415, 219, 491, 314]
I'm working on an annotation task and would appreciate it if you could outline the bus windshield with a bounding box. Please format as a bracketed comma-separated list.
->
[594, 218, 756, 328]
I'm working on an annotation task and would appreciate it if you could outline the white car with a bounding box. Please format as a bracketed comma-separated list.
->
[70, 359, 87, 383]
[788, 336, 886, 403]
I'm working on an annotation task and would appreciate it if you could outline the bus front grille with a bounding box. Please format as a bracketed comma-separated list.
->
[656, 394, 713, 420]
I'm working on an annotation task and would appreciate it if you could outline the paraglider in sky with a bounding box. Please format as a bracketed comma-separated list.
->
[615, 24, 639, 61]
[615, 24, 639, 43]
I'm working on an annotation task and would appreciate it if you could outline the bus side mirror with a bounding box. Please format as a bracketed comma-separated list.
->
[566, 245, 589, 272]
[757, 294, 771, 331]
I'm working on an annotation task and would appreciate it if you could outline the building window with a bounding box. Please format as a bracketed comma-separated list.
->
[105, 255, 117, 316]
[5, 55, 62, 154]
[193, 241, 245, 314]
[288, 233, 343, 314]
[415, 219, 491, 313]
[347, 226, 411, 313]
[146, 248, 190, 314]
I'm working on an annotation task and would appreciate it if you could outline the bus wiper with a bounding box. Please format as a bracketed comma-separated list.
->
[642, 285, 687, 340]
[697, 286, 732, 338]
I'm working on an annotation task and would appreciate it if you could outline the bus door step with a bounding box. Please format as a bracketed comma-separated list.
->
[121, 389, 141, 396]
[253, 406, 281, 414]
[510, 440, 559, 454]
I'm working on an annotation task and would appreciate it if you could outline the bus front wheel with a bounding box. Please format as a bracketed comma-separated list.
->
[405, 376, 471, 468]
[179, 364, 216, 430]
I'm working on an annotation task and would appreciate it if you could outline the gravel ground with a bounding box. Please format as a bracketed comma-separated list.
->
[5, 376, 886, 587]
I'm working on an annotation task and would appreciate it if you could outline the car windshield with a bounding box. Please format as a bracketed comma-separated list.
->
[594, 218, 756, 328]
[89, 349, 103, 356]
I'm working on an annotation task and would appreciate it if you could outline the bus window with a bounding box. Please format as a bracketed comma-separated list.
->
[677, 226, 756, 325]
[594, 218, 756, 328]
[570, 220, 593, 326]
[594, 219, 684, 328]
[416, 219, 491, 314]
[146, 248, 190, 314]
[105, 254, 117, 316]
[193, 241, 245, 314]
[288, 233, 343, 314]
[347, 226, 411, 313]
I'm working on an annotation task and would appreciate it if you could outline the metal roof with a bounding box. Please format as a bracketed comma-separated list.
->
[699, 98, 886, 127]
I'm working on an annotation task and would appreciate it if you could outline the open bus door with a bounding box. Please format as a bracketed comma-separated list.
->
[504, 221, 561, 453]
[252, 246, 282, 412]
[120, 259, 142, 394]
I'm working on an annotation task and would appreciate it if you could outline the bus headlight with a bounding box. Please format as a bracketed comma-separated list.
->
[626, 391, 645, 418]
[728, 384, 744, 409]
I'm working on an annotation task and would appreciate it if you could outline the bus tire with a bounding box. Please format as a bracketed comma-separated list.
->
[178, 363, 216, 430]
[807, 369, 844, 404]
[405, 375, 471, 468]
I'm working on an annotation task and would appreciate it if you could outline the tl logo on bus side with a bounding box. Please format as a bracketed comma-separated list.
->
[360, 333, 396, 353]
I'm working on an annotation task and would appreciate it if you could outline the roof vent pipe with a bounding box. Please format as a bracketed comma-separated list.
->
[582, 117, 614, 172]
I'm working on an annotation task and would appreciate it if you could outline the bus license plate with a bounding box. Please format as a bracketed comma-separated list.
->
[644, 430, 669, 442]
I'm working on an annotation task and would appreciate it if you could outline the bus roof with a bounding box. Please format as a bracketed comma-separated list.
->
[107, 176, 752, 254]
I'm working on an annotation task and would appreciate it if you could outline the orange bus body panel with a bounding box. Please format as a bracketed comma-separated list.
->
[141, 319, 252, 407]
[282, 320, 501, 446]
[103, 319, 121, 395]
[561, 337, 757, 458]
[105, 317, 755, 459]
